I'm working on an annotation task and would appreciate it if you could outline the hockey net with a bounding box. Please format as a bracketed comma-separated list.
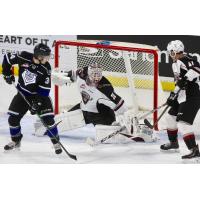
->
[54, 40, 166, 130]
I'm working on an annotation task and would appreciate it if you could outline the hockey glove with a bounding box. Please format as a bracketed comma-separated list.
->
[176, 76, 188, 89]
[166, 92, 178, 107]
[3, 74, 15, 85]
[30, 100, 42, 115]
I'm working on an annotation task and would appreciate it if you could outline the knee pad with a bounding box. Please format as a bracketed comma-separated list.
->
[8, 115, 22, 126]
[177, 122, 193, 135]
[165, 114, 178, 130]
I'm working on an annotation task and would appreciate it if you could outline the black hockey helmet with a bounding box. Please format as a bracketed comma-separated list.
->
[34, 43, 51, 58]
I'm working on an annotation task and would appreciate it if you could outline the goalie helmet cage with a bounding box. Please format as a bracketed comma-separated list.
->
[54, 40, 161, 130]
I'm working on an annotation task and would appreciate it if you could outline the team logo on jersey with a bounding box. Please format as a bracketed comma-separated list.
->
[80, 84, 86, 89]
[81, 91, 90, 104]
[22, 70, 37, 86]
[31, 64, 37, 70]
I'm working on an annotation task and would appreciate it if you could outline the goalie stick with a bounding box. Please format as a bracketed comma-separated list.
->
[86, 126, 126, 146]
[14, 84, 77, 161]
[119, 132, 146, 142]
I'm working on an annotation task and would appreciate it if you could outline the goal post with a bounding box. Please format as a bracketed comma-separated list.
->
[54, 40, 160, 129]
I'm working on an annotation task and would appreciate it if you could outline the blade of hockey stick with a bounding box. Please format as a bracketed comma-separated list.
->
[13, 84, 77, 161]
[119, 132, 145, 142]
[144, 105, 170, 129]
[86, 126, 126, 146]
[143, 119, 154, 129]
[144, 88, 182, 130]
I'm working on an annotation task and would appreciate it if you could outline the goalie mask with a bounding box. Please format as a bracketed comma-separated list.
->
[167, 40, 184, 60]
[87, 63, 103, 84]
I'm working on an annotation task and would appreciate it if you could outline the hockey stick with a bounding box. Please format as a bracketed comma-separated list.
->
[14, 84, 77, 161]
[137, 103, 167, 121]
[86, 126, 126, 146]
[118, 132, 146, 142]
[144, 105, 170, 129]
[144, 88, 182, 130]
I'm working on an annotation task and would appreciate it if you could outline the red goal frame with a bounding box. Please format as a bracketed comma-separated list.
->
[54, 40, 159, 130]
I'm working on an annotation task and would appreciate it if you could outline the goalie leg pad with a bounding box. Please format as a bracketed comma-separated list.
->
[57, 109, 86, 132]
[34, 109, 86, 136]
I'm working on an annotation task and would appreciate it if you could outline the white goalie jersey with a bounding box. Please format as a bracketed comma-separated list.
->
[76, 67, 127, 115]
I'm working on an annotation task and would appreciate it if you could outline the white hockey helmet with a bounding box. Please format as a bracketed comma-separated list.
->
[167, 40, 184, 57]
[88, 63, 103, 84]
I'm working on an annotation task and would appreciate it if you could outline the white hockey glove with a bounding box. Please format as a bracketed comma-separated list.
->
[51, 69, 73, 86]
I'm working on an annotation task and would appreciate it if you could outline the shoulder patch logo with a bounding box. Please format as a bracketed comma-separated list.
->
[22, 70, 37, 86]
[80, 84, 86, 89]
[81, 91, 91, 104]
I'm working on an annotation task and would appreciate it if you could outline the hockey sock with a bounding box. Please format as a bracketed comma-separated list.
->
[10, 125, 23, 142]
[167, 129, 178, 142]
[183, 133, 197, 150]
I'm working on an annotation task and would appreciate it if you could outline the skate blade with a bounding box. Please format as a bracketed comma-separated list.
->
[182, 157, 200, 164]
[160, 149, 180, 153]
[4, 147, 21, 153]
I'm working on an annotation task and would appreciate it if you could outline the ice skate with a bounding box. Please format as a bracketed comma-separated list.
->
[51, 136, 62, 154]
[53, 143, 62, 154]
[4, 134, 23, 151]
[182, 145, 200, 163]
[160, 141, 179, 152]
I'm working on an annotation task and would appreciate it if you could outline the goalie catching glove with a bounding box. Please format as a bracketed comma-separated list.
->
[113, 110, 139, 135]
[51, 69, 76, 86]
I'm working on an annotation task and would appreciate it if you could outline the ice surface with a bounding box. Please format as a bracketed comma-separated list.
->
[1, 113, 199, 164]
